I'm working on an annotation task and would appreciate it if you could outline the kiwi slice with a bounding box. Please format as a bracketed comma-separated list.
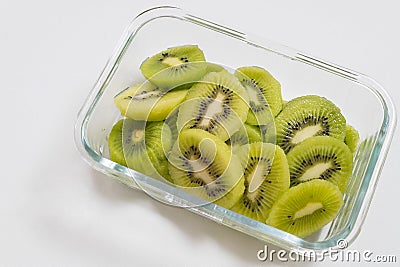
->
[234, 66, 283, 125]
[231, 143, 290, 222]
[227, 124, 263, 152]
[177, 71, 249, 141]
[286, 136, 353, 192]
[275, 95, 346, 153]
[114, 82, 187, 121]
[266, 179, 343, 238]
[108, 119, 172, 182]
[205, 62, 226, 73]
[168, 128, 244, 209]
[345, 124, 360, 153]
[140, 45, 207, 88]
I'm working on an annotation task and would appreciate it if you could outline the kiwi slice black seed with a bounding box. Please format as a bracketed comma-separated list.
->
[168, 128, 244, 209]
[275, 95, 346, 153]
[140, 45, 207, 89]
[177, 71, 249, 141]
[266, 179, 343, 238]
[114, 82, 188, 121]
[231, 143, 290, 222]
[234, 66, 283, 125]
[344, 124, 360, 153]
[108, 119, 172, 182]
[286, 136, 353, 192]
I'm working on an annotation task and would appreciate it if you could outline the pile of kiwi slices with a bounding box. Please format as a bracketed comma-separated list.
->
[108, 44, 360, 238]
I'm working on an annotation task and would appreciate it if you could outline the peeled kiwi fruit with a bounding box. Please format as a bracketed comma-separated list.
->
[286, 136, 353, 192]
[140, 45, 207, 89]
[345, 124, 360, 153]
[231, 143, 290, 222]
[177, 71, 249, 141]
[107, 44, 360, 239]
[108, 119, 172, 182]
[234, 66, 283, 125]
[168, 128, 244, 209]
[275, 95, 346, 153]
[266, 179, 343, 238]
[114, 82, 187, 121]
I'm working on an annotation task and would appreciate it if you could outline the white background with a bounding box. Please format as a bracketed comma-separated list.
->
[1, 0, 399, 266]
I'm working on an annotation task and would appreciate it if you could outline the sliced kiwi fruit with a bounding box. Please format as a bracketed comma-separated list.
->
[286, 136, 353, 192]
[140, 45, 207, 89]
[234, 66, 283, 125]
[168, 128, 244, 209]
[231, 143, 290, 222]
[177, 71, 249, 141]
[266, 179, 343, 238]
[275, 95, 346, 153]
[227, 124, 263, 152]
[108, 119, 172, 182]
[344, 124, 360, 153]
[114, 82, 187, 121]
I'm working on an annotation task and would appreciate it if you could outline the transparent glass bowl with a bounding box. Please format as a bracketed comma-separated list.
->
[74, 6, 396, 253]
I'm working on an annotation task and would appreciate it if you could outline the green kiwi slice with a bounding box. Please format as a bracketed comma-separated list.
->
[205, 62, 226, 73]
[114, 82, 187, 121]
[140, 45, 207, 88]
[177, 71, 249, 141]
[266, 179, 343, 238]
[227, 124, 263, 152]
[286, 136, 353, 192]
[168, 128, 244, 209]
[108, 119, 172, 182]
[275, 95, 346, 153]
[231, 143, 290, 222]
[234, 66, 283, 125]
[344, 124, 360, 153]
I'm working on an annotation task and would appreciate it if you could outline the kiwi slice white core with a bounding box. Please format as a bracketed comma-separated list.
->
[187, 155, 214, 185]
[244, 83, 266, 109]
[162, 57, 184, 67]
[192, 168, 214, 185]
[298, 162, 333, 182]
[129, 90, 164, 101]
[293, 202, 324, 220]
[291, 124, 323, 144]
[131, 129, 144, 142]
[197, 92, 228, 128]
[247, 163, 269, 201]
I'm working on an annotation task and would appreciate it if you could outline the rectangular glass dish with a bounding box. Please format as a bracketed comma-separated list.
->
[74, 6, 396, 254]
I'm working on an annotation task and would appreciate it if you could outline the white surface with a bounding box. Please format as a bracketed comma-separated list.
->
[1, 0, 399, 266]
